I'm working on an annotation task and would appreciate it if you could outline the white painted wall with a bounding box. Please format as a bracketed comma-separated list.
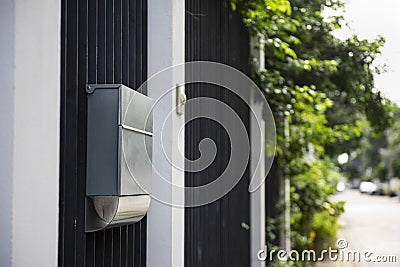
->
[147, 0, 185, 267]
[0, 0, 61, 266]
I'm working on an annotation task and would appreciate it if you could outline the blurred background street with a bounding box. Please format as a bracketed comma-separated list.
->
[318, 189, 400, 267]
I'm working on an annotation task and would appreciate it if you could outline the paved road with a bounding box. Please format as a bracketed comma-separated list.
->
[317, 189, 400, 267]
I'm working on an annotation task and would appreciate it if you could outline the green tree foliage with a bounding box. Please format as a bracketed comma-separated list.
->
[233, 0, 394, 153]
[346, 110, 400, 182]
[290, 160, 344, 251]
[232, 0, 396, 261]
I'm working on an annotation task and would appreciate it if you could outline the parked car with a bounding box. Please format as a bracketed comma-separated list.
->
[380, 178, 400, 196]
[372, 181, 385, 195]
[382, 182, 391, 195]
[388, 177, 400, 197]
[359, 181, 377, 194]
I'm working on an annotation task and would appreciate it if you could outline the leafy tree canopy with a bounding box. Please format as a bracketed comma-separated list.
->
[233, 0, 395, 158]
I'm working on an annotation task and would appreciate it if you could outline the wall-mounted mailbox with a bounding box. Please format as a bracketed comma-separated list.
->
[85, 84, 152, 232]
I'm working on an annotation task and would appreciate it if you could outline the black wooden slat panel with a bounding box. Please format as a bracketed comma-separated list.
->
[121, 226, 128, 267]
[59, 1, 66, 265]
[97, 0, 106, 83]
[104, 229, 114, 266]
[185, 0, 251, 266]
[77, 0, 89, 264]
[114, 0, 122, 83]
[88, 0, 98, 83]
[95, 231, 105, 266]
[135, 0, 143, 90]
[127, 225, 134, 266]
[141, 0, 147, 94]
[59, 1, 148, 266]
[134, 218, 146, 267]
[60, 0, 78, 265]
[86, 233, 95, 267]
[121, 0, 130, 86]
[106, 0, 114, 83]
[128, 0, 136, 88]
[112, 227, 121, 266]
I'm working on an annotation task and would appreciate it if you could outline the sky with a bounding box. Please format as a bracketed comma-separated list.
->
[330, 0, 400, 104]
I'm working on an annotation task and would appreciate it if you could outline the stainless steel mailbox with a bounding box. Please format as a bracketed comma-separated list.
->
[85, 84, 152, 232]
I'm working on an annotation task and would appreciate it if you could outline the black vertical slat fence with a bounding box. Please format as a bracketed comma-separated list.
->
[185, 0, 252, 266]
[59, 0, 147, 266]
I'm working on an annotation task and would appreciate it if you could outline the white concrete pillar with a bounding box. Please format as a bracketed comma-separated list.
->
[250, 36, 266, 267]
[250, 115, 266, 267]
[147, 0, 185, 267]
[0, 0, 61, 266]
[0, 0, 15, 264]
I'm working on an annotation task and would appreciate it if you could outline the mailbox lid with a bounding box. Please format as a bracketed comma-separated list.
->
[119, 85, 153, 134]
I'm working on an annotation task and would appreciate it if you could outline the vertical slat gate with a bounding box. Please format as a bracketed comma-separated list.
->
[185, 0, 252, 266]
[59, 0, 148, 266]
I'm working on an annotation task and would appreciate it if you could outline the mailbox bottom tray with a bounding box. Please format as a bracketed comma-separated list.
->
[85, 195, 150, 232]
